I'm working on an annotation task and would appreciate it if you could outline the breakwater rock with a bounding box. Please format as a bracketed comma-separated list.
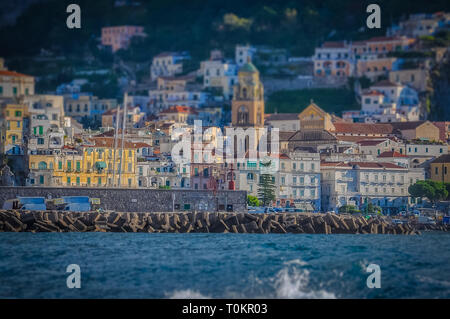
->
[0, 210, 443, 234]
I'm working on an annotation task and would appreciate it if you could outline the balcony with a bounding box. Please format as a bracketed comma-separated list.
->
[337, 177, 353, 182]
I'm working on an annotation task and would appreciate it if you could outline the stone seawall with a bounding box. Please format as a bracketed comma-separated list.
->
[0, 187, 247, 213]
[1, 210, 446, 234]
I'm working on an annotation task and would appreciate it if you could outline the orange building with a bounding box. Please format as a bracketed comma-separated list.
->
[101, 25, 146, 52]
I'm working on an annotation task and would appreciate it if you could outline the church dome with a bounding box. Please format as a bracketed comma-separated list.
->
[239, 62, 258, 73]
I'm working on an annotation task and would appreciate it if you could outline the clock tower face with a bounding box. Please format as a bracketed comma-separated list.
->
[232, 61, 264, 127]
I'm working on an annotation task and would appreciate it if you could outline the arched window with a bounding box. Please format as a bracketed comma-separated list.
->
[238, 106, 249, 125]
[38, 161, 47, 170]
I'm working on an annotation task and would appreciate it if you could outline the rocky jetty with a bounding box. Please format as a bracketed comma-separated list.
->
[1, 210, 446, 234]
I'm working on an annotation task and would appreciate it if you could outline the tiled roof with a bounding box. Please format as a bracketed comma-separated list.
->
[0, 70, 33, 78]
[389, 121, 427, 131]
[433, 121, 449, 141]
[431, 154, 450, 164]
[321, 161, 405, 169]
[332, 123, 393, 135]
[362, 89, 384, 96]
[265, 113, 300, 121]
[83, 137, 143, 149]
[372, 80, 402, 87]
[378, 151, 407, 158]
[160, 105, 197, 114]
[357, 139, 386, 146]
[321, 41, 347, 48]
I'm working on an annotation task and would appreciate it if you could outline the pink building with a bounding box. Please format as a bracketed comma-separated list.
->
[101, 25, 146, 52]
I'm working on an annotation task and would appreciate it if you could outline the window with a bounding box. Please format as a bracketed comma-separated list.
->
[58, 161, 62, 170]
[87, 177, 91, 185]
[13, 87, 17, 95]
[37, 138, 44, 145]
[67, 177, 71, 185]
[76, 177, 80, 185]
[98, 177, 102, 185]
[128, 163, 132, 172]
[39, 175, 44, 184]
[0, 86, 3, 95]
[15, 111, 21, 117]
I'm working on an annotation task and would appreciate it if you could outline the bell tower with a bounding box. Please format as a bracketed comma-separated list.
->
[231, 57, 264, 127]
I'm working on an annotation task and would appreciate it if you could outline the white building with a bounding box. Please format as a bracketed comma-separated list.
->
[236, 151, 321, 211]
[235, 45, 256, 67]
[150, 52, 190, 81]
[343, 80, 420, 123]
[321, 161, 425, 214]
[201, 59, 238, 100]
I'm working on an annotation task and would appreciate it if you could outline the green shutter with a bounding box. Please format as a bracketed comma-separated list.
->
[39, 126, 43, 135]
[58, 161, 62, 170]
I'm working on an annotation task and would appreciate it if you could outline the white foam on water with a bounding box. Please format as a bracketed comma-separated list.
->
[274, 266, 336, 299]
[283, 258, 308, 266]
[167, 289, 211, 299]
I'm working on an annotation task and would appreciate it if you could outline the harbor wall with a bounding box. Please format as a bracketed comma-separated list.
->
[0, 187, 247, 213]
[0, 210, 438, 234]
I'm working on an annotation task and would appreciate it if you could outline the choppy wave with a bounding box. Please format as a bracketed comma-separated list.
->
[166, 259, 336, 299]
[274, 260, 336, 299]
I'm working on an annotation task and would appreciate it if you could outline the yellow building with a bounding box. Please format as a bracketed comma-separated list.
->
[0, 104, 28, 154]
[231, 58, 264, 127]
[299, 102, 335, 131]
[430, 154, 450, 183]
[28, 137, 140, 187]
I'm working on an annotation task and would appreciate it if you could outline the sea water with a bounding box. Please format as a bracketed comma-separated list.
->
[0, 232, 449, 298]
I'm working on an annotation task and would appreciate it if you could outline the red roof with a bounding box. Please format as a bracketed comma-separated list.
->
[321, 161, 404, 169]
[82, 137, 144, 149]
[362, 90, 384, 96]
[0, 70, 33, 78]
[332, 123, 393, 135]
[160, 105, 197, 115]
[357, 139, 386, 146]
[378, 151, 407, 158]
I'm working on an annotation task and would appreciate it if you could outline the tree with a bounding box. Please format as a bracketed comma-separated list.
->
[247, 195, 260, 207]
[257, 174, 276, 207]
[362, 202, 382, 215]
[409, 180, 448, 204]
[338, 205, 360, 214]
